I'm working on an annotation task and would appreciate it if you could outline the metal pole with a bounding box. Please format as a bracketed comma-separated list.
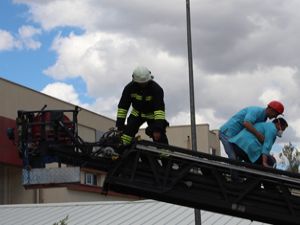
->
[185, 0, 201, 224]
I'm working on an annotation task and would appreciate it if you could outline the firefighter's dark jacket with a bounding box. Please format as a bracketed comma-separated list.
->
[116, 80, 167, 131]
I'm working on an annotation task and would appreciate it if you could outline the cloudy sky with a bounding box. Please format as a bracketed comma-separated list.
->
[1, 0, 300, 153]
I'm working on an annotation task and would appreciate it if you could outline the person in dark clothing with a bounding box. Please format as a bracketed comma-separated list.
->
[116, 66, 169, 146]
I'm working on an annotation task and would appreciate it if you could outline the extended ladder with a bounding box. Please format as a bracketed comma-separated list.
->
[11, 108, 300, 224]
[104, 140, 300, 225]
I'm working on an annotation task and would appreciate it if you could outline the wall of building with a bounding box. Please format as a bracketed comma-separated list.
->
[0, 165, 35, 204]
[40, 187, 137, 203]
[138, 124, 220, 155]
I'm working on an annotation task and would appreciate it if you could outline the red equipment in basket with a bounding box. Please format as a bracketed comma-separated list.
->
[31, 111, 74, 143]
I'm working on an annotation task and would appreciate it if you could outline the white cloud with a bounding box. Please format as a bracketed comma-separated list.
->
[169, 111, 192, 126]
[18, 25, 41, 38]
[43, 31, 189, 101]
[169, 109, 222, 129]
[292, 119, 300, 141]
[0, 29, 19, 50]
[0, 26, 41, 51]
[43, 31, 141, 97]
[87, 96, 119, 119]
[41, 82, 81, 105]
[14, 0, 98, 31]
[14, 0, 300, 72]
[18, 25, 42, 49]
[41, 82, 118, 119]
[195, 66, 296, 114]
[259, 89, 282, 105]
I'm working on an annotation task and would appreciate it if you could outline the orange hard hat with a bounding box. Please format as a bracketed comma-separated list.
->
[268, 100, 284, 114]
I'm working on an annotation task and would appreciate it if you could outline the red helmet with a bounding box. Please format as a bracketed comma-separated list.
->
[268, 100, 284, 114]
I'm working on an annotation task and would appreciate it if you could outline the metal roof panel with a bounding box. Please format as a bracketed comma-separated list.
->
[0, 200, 269, 225]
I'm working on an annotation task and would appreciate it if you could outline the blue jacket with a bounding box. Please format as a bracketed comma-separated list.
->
[220, 106, 267, 138]
[229, 122, 277, 163]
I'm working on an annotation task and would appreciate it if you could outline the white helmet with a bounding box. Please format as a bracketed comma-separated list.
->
[132, 66, 153, 83]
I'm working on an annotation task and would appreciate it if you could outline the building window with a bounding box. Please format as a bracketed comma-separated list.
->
[85, 173, 97, 186]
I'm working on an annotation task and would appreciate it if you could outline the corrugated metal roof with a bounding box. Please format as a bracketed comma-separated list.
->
[0, 200, 269, 225]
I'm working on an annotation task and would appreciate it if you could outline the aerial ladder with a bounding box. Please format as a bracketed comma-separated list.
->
[7, 106, 300, 225]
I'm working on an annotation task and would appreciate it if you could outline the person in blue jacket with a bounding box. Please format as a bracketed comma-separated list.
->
[229, 117, 288, 168]
[219, 101, 284, 160]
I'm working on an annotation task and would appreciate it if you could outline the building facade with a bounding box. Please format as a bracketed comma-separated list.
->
[138, 125, 220, 155]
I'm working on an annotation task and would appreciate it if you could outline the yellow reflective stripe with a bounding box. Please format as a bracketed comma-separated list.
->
[128, 108, 164, 120]
[130, 94, 153, 101]
[154, 110, 165, 120]
[117, 108, 128, 118]
[131, 93, 142, 101]
[141, 113, 154, 119]
[130, 108, 139, 117]
[145, 96, 153, 101]
[121, 134, 132, 145]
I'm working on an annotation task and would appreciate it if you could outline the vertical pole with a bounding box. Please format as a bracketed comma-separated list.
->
[186, 0, 202, 224]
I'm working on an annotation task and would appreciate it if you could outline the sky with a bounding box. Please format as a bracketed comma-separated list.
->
[1, 0, 300, 156]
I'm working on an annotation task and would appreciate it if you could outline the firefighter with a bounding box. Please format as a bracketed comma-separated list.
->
[219, 101, 284, 160]
[229, 117, 288, 168]
[116, 66, 169, 147]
